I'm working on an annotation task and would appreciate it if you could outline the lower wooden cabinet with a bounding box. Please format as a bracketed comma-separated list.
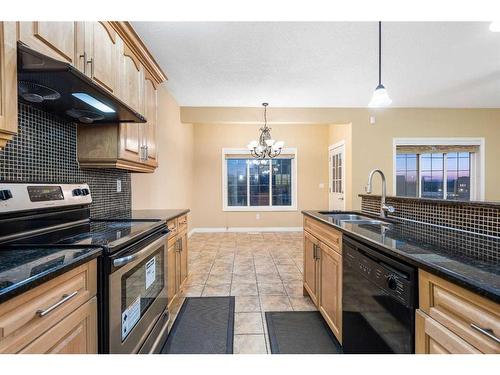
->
[167, 215, 189, 308]
[416, 270, 500, 354]
[20, 297, 97, 354]
[303, 216, 343, 343]
[0, 260, 97, 354]
[318, 241, 343, 342]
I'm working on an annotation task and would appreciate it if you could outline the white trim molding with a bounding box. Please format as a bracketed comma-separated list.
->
[190, 227, 303, 234]
[392, 137, 485, 200]
[221, 147, 298, 212]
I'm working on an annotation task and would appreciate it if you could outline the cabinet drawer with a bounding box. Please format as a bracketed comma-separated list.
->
[416, 310, 481, 354]
[178, 215, 188, 234]
[419, 270, 500, 353]
[304, 216, 341, 253]
[0, 260, 97, 353]
[19, 297, 97, 354]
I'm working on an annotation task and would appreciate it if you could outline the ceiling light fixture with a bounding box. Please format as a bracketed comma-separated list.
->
[369, 21, 392, 108]
[489, 22, 500, 32]
[247, 103, 284, 159]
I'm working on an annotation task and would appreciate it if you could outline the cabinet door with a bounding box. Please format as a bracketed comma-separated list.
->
[318, 242, 342, 343]
[416, 310, 481, 354]
[167, 241, 177, 307]
[119, 43, 144, 163]
[19, 22, 77, 65]
[19, 297, 97, 354]
[86, 22, 118, 94]
[0, 22, 17, 149]
[303, 232, 319, 305]
[179, 233, 188, 288]
[144, 75, 158, 165]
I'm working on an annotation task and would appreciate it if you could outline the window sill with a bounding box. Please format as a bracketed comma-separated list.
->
[223, 206, 298, 212]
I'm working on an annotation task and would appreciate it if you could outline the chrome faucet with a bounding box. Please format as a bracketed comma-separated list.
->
[365, 169, 395, 218]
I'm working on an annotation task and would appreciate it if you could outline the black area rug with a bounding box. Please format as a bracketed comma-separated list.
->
[265, 311, 342, 354]
[161, 297, 235, 354]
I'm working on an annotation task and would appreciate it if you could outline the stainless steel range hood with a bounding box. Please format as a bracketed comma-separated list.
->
[17, 42, 146, 124]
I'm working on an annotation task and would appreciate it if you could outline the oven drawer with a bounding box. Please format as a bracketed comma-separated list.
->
[304, 216, 341, 253]
[419, 270, 500, 354]
[0, 260, 97, 353]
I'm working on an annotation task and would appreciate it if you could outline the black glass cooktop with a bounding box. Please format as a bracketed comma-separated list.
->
[10, 219, 164, 253]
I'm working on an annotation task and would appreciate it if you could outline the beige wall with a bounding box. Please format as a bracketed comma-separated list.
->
[131, 85, 194, 212]
[191, 123, 329, 229]
[183, 107, 500, 214]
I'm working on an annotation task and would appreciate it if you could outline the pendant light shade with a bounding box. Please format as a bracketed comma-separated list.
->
[369, 22, 392, 108]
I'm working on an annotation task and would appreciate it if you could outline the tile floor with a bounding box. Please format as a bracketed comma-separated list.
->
[167, 231, 317, 354]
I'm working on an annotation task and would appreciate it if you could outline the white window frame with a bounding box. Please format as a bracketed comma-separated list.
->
[222, 148, 298, 212]
[392, 137, 485, 201]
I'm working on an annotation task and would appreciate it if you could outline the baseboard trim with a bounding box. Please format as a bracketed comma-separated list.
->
[190, 227, 303, 234]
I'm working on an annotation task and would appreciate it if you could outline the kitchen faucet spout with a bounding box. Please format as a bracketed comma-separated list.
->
[365, 169, 395, 218]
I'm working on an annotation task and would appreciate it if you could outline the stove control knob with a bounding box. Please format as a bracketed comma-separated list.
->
[387, 275, 398, 291]
[81, 188, 90, 196]
[72, 188, 83, 196]
[0, 189, 13, 201]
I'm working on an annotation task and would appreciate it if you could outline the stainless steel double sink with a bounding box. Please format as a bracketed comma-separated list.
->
[318, 212, 390, 225]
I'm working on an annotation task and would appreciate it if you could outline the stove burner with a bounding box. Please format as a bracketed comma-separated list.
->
[18, 81, 61, 103]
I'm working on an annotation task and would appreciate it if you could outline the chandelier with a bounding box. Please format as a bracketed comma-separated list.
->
[247, 103, 284, 159]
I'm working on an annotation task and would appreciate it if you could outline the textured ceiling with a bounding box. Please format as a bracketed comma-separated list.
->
[132, 22, 500, 108]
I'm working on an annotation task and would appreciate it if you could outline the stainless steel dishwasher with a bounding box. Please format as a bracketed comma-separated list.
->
[342, 235, 417, 353]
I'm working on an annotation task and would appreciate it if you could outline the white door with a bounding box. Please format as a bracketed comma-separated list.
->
[329, 142, 345, 211]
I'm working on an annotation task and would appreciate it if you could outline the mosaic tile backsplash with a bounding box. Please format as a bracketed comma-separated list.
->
[360, 194, 500, 238]
[0, 104, 131, 218]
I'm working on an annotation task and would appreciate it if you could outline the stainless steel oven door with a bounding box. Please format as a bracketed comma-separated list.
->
[109, 232, 168, 354]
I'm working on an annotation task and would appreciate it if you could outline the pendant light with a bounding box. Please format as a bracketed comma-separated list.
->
[247, 103, 284, 159]
[369, 21, 392, 107]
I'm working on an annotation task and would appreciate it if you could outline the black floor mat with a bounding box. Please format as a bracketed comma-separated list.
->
[265, 311, 342, 354]
[161, 297, 235, 354]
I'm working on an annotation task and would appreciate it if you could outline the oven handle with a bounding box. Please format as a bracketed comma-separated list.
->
[113, 233, 169, 268]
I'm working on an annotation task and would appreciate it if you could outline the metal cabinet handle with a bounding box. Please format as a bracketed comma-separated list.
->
[87, 57, 94, 77]
[36, 291, 78, 317]
[79, 52, 87, 74]
[470, 323, 500, 344]
[313, 244, 317, 260]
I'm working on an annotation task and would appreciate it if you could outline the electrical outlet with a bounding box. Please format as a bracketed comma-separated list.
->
[116, 179, 122, 193]
[319, 183, 325, 189]
[370, 116, 376, 125]
[256, 213, 260, 220]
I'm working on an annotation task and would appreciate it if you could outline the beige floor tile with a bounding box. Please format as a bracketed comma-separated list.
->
[276, 264, 300, 274]
[232, 273, 257, 284]
[202, 283, 231, 296]
[283, 281, 305, 296]
[231, 282, 258, 296]
[279, 272, 303, 282]
[256, 273, 281, 283]
[210, 265, 233, 275]
[259, 295, 293, 311]
[207, 272, 233, 284]
[258, 282, 286, 295]
[184, 273, 209, 285]
[178, 284, 204, 297]
[235, 296, 261, 312]
[289, 296, 317, 311]
[234, 312, 264, 334]
[233, 264, 255, 274]
[234, 335, 268, 354]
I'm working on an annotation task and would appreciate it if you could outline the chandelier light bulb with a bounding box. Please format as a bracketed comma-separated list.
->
[265, 139, 275, 146]
[273, 140, 285, 150]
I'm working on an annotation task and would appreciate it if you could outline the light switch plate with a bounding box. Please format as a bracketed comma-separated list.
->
[116, 179, 122, 193]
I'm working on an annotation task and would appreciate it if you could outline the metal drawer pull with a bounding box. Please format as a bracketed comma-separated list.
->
[470, 323, 500, 344]
[36, 291, 78, 317]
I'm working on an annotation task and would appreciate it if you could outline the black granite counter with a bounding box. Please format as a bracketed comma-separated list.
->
[0, 246, 102, 304]
[303, 210, 500, 303]
[93, 209, 190, 223]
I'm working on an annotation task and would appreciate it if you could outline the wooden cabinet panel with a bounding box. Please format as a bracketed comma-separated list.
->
[19, 297, 97, 354]
[303, 231, 319, 305]
[318, 241, 343, 343]
[304, 216, 341, 253]
[86, 22, 118, 94]
[0, 22, 18, 149]
[144, 76, 158, 165]
[419, 270, 500, 353]
[167, 241, 177, 308]
[179, 233, 188, 288]
[416, 310, 480, 354]
[19, 22, 76, 65]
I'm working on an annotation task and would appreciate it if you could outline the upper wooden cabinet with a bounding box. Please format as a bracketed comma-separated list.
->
[0, 22, 18, 150]
[84, 22, 119, 94]
[143, 74, 158, 166]
[19, 22, 78, 66]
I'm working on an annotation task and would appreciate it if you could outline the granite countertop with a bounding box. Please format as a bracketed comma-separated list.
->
[93, 209, 190, 223]
[0, 246, 102, 304]
[303, 210, 500, 303]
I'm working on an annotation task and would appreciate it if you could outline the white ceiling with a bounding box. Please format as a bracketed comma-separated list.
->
[132, 22, 500, 108]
